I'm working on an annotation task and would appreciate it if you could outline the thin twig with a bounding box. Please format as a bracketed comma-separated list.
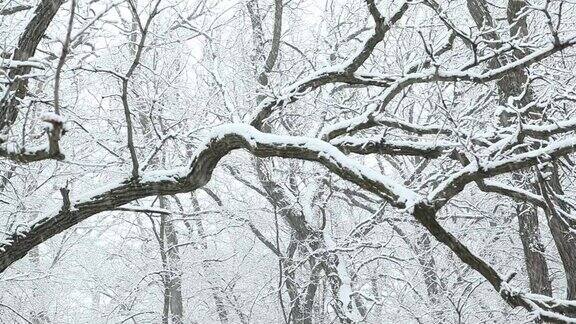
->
[54, 0, 76, 115]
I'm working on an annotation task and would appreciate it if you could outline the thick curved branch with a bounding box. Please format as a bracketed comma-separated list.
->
[2, 123, 576, 321]
[186, 125, 416, 205]
[0, 124, 417, 273]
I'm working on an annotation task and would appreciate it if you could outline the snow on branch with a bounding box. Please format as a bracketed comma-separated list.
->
[330, 135, 457, 158]
[429, 136, 576, 208]
[0, 113, 66, 163]
[322, 36, 576, 141]
[0, 59, 47, 70]
[0, 123, 419, 273]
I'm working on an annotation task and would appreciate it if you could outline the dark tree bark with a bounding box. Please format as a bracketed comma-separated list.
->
[0, 0, 65, 131]
[516, 202, 552, 296]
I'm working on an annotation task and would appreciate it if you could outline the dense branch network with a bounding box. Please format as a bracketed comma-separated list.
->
[2, 0, 576, 322]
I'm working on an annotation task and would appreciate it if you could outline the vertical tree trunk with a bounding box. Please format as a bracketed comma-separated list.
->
[417, 232, 445, 302]
[128, 5, 187, 316]
[516, 202, 552, 295]
[196, 219, 231, 323]
[159, 197, 184, 324]
[465, 0, 553, 296]
[544, 167, 576, 299]
[28, 212, 51, 324]
[245, 1, 364, 321]
[243, 3, 323, 321]
[189, 194, 231, 323]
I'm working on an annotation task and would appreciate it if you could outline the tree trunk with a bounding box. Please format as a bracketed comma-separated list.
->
[159, 197, 184, 324]
[28, 212, 51, 324]
[466, 0, 553, 296]
[0, 0, 65, 131]
[547, 212, 576, 299]
[516, 202, 552, 295]
[189, 194, 231, 323]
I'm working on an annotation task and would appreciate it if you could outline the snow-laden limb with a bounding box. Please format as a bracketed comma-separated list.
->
[428, 136, 576, 208]
[188, 124, 419, 207]
[321, 105, 455, 141]
[494, 287, 576, 323]
[520, 293, 576, 318]
[425, 36, 576, 85]
[0, 123, 419, 273]
[0, 59, 47, 70]
[0, 165, 192, 270]
[521, 118, 576, 137]
[0, 114, 66, 163]
[495, 284, 576, 324]
[478, 180, 546, 208]
[0, 142, 64, 163]
[187, 126, 576, 324]
[323, 111, 576, 167]
[330, 135, 457, 158]
[1, 123, 575, 321]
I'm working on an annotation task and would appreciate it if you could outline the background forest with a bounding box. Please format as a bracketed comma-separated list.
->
[1, 0, 576, 323]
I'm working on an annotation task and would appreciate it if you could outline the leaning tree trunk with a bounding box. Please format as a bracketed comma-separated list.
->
[409, 155, 446, 304]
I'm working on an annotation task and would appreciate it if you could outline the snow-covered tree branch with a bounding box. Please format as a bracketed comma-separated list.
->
[2, 0, 576, 323]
